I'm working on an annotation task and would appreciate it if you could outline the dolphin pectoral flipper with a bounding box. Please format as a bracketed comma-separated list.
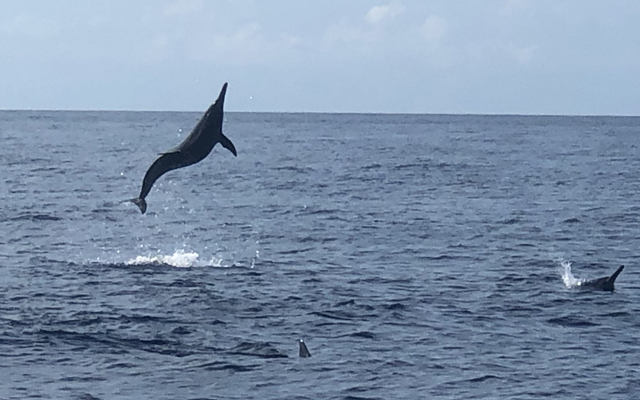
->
[220, 133, 237, 157]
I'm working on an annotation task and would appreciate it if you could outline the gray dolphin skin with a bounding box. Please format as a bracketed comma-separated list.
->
[130, 82, 236, 214]
[299, 339, 311, 358]
[577, 265, 624, 292]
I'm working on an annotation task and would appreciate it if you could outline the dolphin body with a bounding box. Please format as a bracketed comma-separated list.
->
[577, 265, 624, 292]
[130, 82, 236, 214]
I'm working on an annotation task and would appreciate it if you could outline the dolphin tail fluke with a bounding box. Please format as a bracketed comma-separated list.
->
[609, 265, 624, 284]
[130, 198, 147, 214]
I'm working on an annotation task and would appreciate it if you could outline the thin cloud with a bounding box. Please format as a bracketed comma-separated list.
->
[162, 0, 204, 17]
[421, 15, 447, 44]
[186, 22, 302, 65]
[365, 1, 405, 25]
[500, 0, 533, 16]
[510, 43, 537, 64]
[0, 14, 61, 39]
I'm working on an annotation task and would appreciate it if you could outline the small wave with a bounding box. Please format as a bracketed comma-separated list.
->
[272, 165, 313, 174]
[198, 360, 261, 372]
[547, 316, 600, 328]
[341, 331, 377, 339]
[227, 341, 288, 359]
[466, 374, 502, 383]
[8, 212, 62, 222]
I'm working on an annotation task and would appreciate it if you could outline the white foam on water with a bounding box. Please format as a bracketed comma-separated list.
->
[559, 259, 582, 288]
[125, 249, 200, 268]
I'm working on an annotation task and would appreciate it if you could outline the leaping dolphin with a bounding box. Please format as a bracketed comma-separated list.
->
[577, 265, 624, 292]
[130, 82, 236, 214]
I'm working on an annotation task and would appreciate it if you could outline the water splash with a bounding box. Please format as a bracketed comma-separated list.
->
[250, 249, 259, 268]
[125, 249, 200, 268]
[559, 260, 582, 288]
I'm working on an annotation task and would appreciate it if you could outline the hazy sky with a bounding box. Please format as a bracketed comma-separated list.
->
[1, 0, 639, 114]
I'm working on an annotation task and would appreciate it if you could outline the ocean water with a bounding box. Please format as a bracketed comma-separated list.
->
[1, 111, 639, 399]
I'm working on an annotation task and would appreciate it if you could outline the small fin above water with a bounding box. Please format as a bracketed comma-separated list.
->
[298, 339, 311, 358]
[578, 265, 625, 292]
[609, 265, 624, 283]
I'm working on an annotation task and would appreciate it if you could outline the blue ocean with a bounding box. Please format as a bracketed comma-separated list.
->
[1, 111, 639, 399]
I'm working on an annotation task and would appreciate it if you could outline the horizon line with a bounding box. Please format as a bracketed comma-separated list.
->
[0, 108, 638, 118]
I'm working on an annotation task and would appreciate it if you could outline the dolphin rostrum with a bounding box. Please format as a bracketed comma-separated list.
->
[130, 82, 236, 214]
[577, 265, 624, 292]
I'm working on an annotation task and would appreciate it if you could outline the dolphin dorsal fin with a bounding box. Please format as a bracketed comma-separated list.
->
[609, 265, 624, 283]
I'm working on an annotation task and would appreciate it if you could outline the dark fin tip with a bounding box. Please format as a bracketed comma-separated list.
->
[610, 265, 624, 281]
[130, 198, 147, 214]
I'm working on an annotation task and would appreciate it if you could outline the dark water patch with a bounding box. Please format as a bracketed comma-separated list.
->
[237, 270, 262, 277]
[310, 311, 357, 321]
[296, 235, 338, 244]
[599, 311, 631, 318]
[521, 389, 572, 397]
[547, 316, 600, 328]
[272, 165, 314, 174]
[120, 314, 179, 324]
[379, 359, 414, 368]
[339, 331, 377, 339]
[8, 213, 62, 222]
[227, 341, 288, 359]
[496, 274, 527, 283]
[168, 278, 206, 288]
[58, 375, 107, 383]
[466, 374, 502, 383]
[75, 394, 103, 400]
[362, 163, 382, 170]
[198, 360, 261, 372]
[278, 247, 315, 255]
[420, 253, 471, 261]
[104, 362, 137, 370]
[346, 277, 414, 286]
[95, 261, 174, 272]
[301, 207, 342, 216]
[171, 326, 193, 335]
[342, 395, 385, 400]
[56, 317, 104, 328]
[30, 165, 63, 173]
[394, 162, 431, 170]
[383, 302, 406, 310]
[335, 299, 356, 307]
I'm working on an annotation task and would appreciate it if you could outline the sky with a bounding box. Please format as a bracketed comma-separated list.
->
[0, 0, 639, 115]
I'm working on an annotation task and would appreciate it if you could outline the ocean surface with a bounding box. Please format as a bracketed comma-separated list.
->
[1, 110, 639, 399]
